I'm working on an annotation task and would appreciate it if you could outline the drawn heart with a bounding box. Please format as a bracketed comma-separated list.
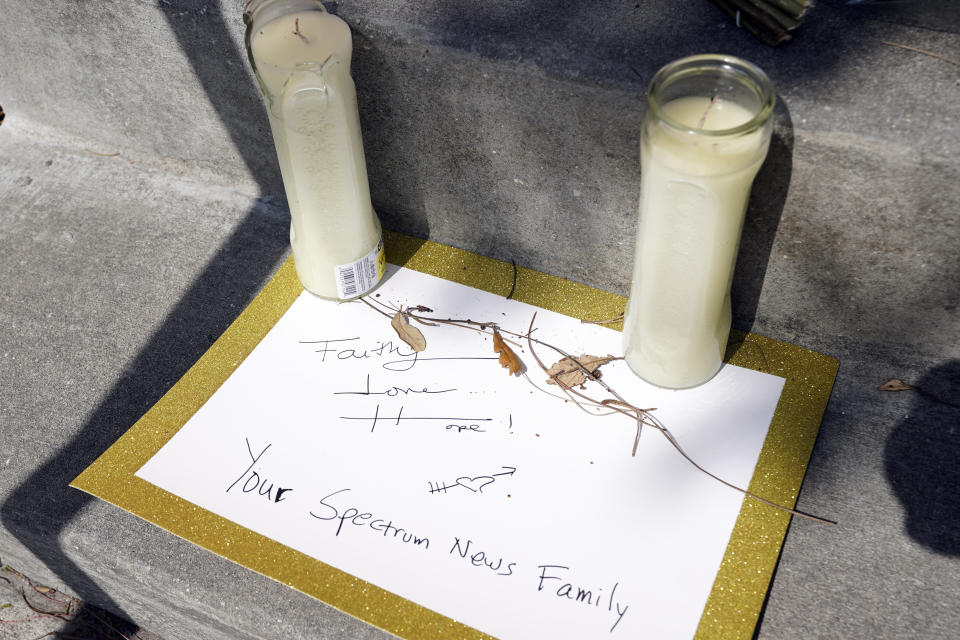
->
[455, 476, 493, 493]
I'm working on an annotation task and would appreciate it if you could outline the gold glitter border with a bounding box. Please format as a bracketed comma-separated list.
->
[694, 332, 838, 639]
[71, 231, 837, 640]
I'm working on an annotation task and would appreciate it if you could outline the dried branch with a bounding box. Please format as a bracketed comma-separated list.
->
[728, 336, 771, 373]
[84, 606, 134, 640]
[581, 312, 624, 326]
[506, 259, 518, 300]
[0, 614, 47, 624]
[360, 295, 835, 524]
[18, 589, 69, 622]
[524, 314, 653, 453]
[522, 372, 621, 416]
[84, 149, 121, 157]
[881, 41, 960, 68]
[520, 314, 834, 524]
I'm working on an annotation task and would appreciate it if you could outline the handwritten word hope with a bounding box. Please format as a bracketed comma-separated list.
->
[339, 404, 496, 434]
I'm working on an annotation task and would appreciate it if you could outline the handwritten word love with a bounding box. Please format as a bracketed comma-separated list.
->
[334, 373, 456, 398]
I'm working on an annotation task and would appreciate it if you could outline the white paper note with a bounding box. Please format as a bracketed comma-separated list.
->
[137, 265, 785, 640]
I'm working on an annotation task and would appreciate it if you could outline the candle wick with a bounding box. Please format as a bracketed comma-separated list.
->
[293, 18, 310, 44]
[697, 95, 719, 130]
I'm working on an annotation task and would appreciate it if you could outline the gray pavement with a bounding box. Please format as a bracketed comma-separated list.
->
[0, 563, 163, 640]
[1, 0, 958, 638]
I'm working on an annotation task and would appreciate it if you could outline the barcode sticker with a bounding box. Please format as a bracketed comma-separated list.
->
[334, 237, 385, 299]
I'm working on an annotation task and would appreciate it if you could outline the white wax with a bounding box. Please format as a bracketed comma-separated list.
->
[623, 96, 770, 388]
[251, 10, 382, 299]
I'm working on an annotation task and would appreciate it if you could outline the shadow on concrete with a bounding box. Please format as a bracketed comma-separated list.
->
[419, 0, 858, 89]
[884, 361, 960, 555]
[733, 99, 793, 334]
[749, 539, 788, 640]
[839, 0, 960, 34]
[58, 607, 143, 640]
[0, 1, 288, 631]
[352, 27, 431, 240]
[1, 0, 953, 637]
[422, 0, 960, 85]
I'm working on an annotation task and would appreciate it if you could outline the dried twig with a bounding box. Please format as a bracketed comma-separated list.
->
[18, 589, 69, 622]
[521, 372, 621, 416]
[84, 606, 134, 640]
[506, 260, 518, 300]
[521, 314, 834, 524]
[728, 337, 771, 373]
[28, 583, 68, 609]
[522, 314, 649, 454]
[360, 295, 835, 524]
[0, 614, 48, 624]
[83, 149, 121, 157]
[881, 41, 960, 68]
[581, 312, 624, 326]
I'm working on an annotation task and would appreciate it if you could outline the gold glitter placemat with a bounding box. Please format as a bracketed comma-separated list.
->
[71, 231, 838, 640]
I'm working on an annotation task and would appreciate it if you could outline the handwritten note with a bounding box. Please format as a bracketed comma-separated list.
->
[136, 265, 785, 639]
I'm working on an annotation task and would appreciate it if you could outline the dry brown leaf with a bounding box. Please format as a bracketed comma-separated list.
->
[878, 378, 913, 392]
[546, 354, 617, 389]
[493, 329, 524, 375]
[391, 311, 426, 352]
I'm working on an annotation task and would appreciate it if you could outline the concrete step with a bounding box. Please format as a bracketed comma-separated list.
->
[0, 0, 958, 638]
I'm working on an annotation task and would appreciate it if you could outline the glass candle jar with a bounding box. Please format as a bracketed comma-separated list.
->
[244, 0, 384, 300]
[623, 55, 775, 389]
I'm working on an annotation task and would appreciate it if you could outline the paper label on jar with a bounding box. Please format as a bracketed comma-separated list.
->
[334, 237, 385, 299]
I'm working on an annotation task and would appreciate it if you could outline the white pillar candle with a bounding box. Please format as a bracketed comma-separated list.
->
[624, 56, 775, 388]
[245, 1, 384, 299]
